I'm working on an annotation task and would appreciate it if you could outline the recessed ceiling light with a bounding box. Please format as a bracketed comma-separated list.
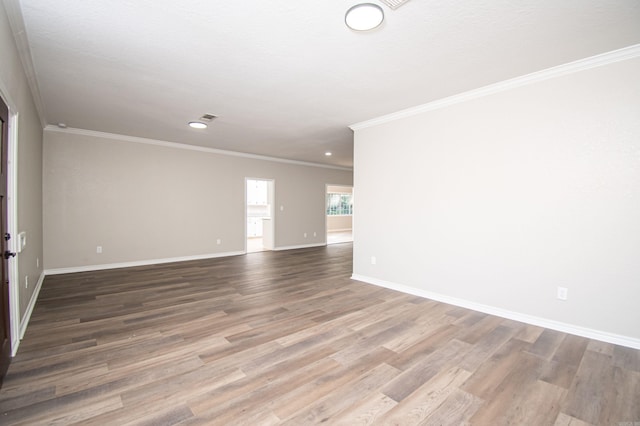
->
[325, 152, 332, 156]
[345, 3, 384, 31]
[189, 121, 208, 129]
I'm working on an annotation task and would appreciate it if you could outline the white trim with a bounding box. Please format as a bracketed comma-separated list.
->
[351, 274, 640, 350]
[327, 228, 352, 232]
[350, 44, 640, 130]
[7, 110, 19, 356]
[274, 243, 326, 251]
[0, 81, 22, 357]
[44, 251, 245, 275]
[45, 126, 353, 171]
[14, 271, 44, 355]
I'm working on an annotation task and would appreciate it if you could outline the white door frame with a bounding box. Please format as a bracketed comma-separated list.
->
[0, 87, 20, 355]
[245, 177, 275, 253]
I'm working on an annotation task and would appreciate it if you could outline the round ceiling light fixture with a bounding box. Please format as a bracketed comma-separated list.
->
[325, 152, 332, 156]
[188, 121, 208, 129]
[345, 3, 384, 31]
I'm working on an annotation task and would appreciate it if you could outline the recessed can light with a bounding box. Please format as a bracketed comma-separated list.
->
[345, 3, 384, 31]
[189, 121, 208, 129]
[325, 152, 332, 156]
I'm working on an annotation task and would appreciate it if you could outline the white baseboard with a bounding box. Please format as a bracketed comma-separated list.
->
[274, 242, 326, 251]
[44, 251, 245, 275]
[12, 271, 45, 355]
[351, 274, 640, 350]
[327, 228, 352, 232]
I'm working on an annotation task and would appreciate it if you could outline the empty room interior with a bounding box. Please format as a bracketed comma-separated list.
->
[0, 0, 639, 424]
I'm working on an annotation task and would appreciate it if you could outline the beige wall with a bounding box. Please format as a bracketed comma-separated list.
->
[327, 185, 352, 194]
[327, 215, 352, 231]
[353, 54, 640, 344]
[0, 3, 44, 332]
[43, 129, 352, 270]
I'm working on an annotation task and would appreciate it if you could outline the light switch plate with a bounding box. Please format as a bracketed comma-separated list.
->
[17, 232, 27, 253]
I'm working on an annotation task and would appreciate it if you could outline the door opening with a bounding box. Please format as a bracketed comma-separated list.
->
[326, 185, 353, 245]
[0, 95, 13, 386]
[246, 178, 274, 253]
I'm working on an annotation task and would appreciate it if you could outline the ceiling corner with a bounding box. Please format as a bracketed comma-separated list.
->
[3, 0, 48, 128]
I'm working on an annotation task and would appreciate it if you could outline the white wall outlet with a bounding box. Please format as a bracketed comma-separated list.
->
[557, 286, 568, 301]
[96, 246, 103, 254]
[313, 232, 317, 237]
[216, 239, 221, 245]
[303, 233, 307, 238]
[280, 205, 284, 211]
[371, 256, 377, 265]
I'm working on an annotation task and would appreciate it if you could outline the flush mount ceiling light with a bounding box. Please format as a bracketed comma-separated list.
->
[188, 121, 207, 129]
[325, 152, 332, 156]
[345, 3, 384, 31]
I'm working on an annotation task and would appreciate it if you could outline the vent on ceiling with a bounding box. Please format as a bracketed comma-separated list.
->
[378, 0, 411, 10]
[200, 113, 217, 121]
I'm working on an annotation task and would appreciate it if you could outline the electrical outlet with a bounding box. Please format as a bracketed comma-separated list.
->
[303, 233, 307, 238]
[313, 232, 317, 237]
[96, 246, 102, 254]
[557, 287, 568, 301]
[371, 256, 377, 265]
[216, 239, 221, 245]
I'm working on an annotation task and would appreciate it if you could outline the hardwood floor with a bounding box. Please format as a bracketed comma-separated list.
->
[0, 243, 638, 425]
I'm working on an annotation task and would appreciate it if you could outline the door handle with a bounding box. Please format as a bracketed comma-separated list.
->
[3, 251, 16, 259]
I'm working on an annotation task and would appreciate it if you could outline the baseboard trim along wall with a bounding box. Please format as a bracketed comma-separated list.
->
[44, 251, 246, 275]
[14, 272, 46, 356]
[351, 274, 640, 350]
[274, 243, 326, 251]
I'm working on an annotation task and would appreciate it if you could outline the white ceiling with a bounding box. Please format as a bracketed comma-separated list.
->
[8, 0, 640, 168]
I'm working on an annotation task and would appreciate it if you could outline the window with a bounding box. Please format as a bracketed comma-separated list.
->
[326, 193, 353, 216]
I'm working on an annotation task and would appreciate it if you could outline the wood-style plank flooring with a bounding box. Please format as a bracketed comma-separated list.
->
[0, 244, 639, 425]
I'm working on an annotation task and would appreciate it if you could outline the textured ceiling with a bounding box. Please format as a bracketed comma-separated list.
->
[8, 0, 640, 168]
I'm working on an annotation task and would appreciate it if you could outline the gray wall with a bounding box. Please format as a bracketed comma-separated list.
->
[353, 55, 640, 344]
[43, 129, 352, 270]
[0, 2, 44, 328]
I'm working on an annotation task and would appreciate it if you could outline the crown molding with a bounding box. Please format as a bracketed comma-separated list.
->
[350, 44, 640, 131]
[44, 126, 353, 171]
[3, 0, 47, 128]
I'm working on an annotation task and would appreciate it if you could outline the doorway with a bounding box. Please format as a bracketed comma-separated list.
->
[246, 178, 274, 253]
[326, 185, 353, 245]
[0, 94, 12, 385]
